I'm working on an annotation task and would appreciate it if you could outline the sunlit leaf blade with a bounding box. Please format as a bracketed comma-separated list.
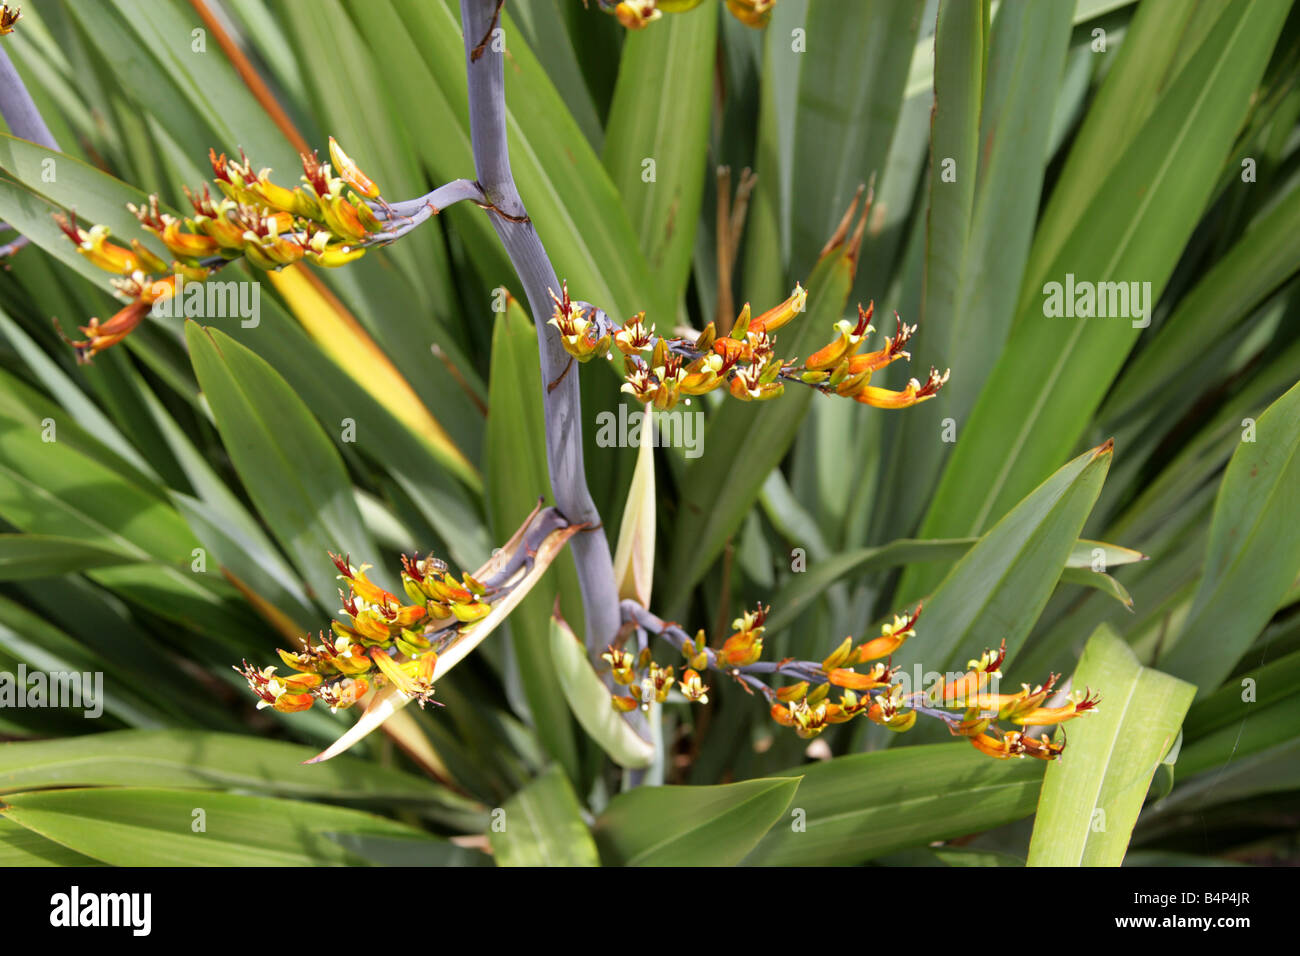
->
[901, 0, 1292, 601]
[0, 729, 485, 828]
[611, 402, 656, 607]
[550, 612, 653, 770]
[765, 532, 1142, 635]
[1157, 380, 1300, 695]
[488, 765, 599, 867]
[595, 776, 800, 866]
[881, 0, 1073, 540]
[788, 0, 923, 283]
[0, 817, 102, 867]
[0, 533, 141, 580]
[185, 322, 376, 608]
[1027, 625, 1195, 866]
[265, 267, 478, 489]
[889, 442, 1112, 704]
[322, 830, 491, 866]
[0, 787, 437, 866]
[603, 0, 716, 316]
[744, 745, 1043, 866]
[1099, 182, 1300, 428]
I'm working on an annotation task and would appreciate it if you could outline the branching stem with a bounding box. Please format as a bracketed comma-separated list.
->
[459, 0, 622, 662]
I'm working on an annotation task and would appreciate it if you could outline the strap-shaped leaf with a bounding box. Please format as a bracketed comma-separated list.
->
[488, 766, 600, 867]
[0, 787, 438, 866]
[185, 322, 376, 609]
[1027, 625, 1194, 866]
[1158, 380, 1300, 696]
[596, 776, 800, 866]
[550, 613, 653, 770]
[745, 744, 1042, 866]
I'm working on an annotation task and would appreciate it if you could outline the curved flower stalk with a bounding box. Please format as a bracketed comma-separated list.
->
[235, 503, 582, 762]
[52, 138, 481, 362]
[619, 600, 1099, 761]
[551, 282, 950, 412]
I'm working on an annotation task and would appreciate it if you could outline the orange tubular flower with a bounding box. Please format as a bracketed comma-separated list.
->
[678, 669, 710, 703]
[1009, 689, 1100, 726]
[849, 312, 916, 375]
[826, 663, 891, 691]
[329, 137, 382, 201]
[748, 283, 807, 335]
[726, 0, 775, 28]
[855, 367, 950, 409]
[805, 301, 875, 372]
[852, 603, 922, 662]
[955, 675, 1060, 721]
[58, 137, 387, 360]
[965, 730, 1027, 760]
[1020, 733, 1066, 760]
[719, 605, 768, 666]
[54, 216, 142, 275]
[930, 641, 1007, 707]
[63, 300, 151, 363]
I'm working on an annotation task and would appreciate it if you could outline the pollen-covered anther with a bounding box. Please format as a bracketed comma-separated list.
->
[602, 645, 637, 685]
[613, 0, 662, 30]
[620, 356, 658, 404]
[678, 668, 710, 703]
[966, 730, 1027, 760]
[805, 301, 875, 373]
[727, 355, 785, 402]
[234, 661, 315, 713]
[548, 281, 610, 361]
[719, 603, 768, 666]
[0, 5, 22, 35]
[929, 639, 1006, 706]
[614, 311, 655, 354]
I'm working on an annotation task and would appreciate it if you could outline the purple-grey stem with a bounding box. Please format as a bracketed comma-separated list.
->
[459, 0, 622, 664]
[0, 45, 58, 150]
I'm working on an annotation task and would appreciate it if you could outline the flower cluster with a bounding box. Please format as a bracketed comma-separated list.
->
[602, 0, 774, 30]
[552, 283, 949, 412]
[53, 138, 387, 362]
[0, 4, 20, 35]
[622, 601, 1098, 761]
[235, 548, 499, 715]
